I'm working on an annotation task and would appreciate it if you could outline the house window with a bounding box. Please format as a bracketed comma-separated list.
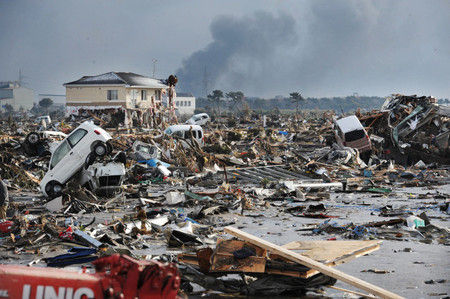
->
[107, 90, 118, 101]
[141, 90, 147, 101]
[184, 101, 188, 106]
[176, 101, 179, 107]
[180, 101, 184, 107]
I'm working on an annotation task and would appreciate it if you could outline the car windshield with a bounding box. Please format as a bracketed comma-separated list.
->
[67, 128, 87, 147]
[344, 129, 366, 142]
[50, 140, 71, 169]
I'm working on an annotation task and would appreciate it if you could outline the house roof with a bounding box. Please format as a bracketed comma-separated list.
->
[64, 72, 168, 89]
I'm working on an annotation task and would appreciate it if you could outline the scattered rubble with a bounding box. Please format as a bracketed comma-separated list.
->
[0, 94, 448, 298]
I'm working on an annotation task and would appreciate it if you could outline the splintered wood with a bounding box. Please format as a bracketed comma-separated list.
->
[177, 236, 386, 291]
[225, 226, 404, 299]
[210, 239, 266, 272]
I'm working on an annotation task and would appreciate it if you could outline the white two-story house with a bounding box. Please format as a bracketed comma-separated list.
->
[64, 72, 168, 115]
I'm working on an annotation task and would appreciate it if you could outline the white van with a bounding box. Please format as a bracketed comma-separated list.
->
[334, 115, 372, 153]
[164, 124, 205, 147]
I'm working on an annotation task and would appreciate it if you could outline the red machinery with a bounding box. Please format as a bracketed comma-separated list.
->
[0, 254, 180, 299]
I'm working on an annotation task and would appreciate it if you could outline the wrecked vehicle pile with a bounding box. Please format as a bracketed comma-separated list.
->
[359, 94, 449, 164]
[0, 95, 448, 298]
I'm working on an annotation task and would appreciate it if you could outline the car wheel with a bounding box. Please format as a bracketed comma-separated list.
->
[85, 152, 96, 169]
[93, 142, 107, 157]
[45, 181, 63, 198]
[26, 132, 40, 145]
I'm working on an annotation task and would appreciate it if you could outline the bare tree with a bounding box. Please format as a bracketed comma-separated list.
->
[226, 91, 245, 111]
[207, 90, 224, 116]
[289, 92, 304, 122]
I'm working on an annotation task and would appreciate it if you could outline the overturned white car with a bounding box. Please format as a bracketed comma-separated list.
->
[185, 113, 210, 126]
[40, 121, 112, 198]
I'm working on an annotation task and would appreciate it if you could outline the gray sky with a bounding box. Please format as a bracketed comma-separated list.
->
[0, 0, 449, 98]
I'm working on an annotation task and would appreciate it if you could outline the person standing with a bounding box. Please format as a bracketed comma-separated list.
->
[0, 177, 8, 219]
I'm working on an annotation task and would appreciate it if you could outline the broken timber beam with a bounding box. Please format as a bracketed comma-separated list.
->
[224, 226, 404, 299]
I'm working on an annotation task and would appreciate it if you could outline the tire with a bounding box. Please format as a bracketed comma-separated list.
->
[26, 132, 40, 145]
[93, 142, 107, 157]
[45, 181, 63, 198]
[84, 152, 96, 169]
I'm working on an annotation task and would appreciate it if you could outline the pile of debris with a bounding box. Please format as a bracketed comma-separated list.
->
[359, 94, 449, 164]
[0, 95, 448, 298]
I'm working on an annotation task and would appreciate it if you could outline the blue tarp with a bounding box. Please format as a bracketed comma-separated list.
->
[138, 158, 171, 168]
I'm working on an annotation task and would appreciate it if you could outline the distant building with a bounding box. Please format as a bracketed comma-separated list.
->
[64, 72, 168, 115]
[175, 93, 195, 116]
[0, 81, 34, 111]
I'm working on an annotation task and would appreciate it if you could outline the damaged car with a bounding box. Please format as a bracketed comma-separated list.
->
[40, 121, 112, 198]
[185, 113, 210, 126]
[79, 160, 126, 196]
[23, 130, 67, 157]
[333, 115, 371, 154]
[129, 140, 160, 161]
[164, 124, 205, 148]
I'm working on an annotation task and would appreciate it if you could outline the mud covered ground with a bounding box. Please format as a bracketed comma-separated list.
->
[2, 183, 448, 298]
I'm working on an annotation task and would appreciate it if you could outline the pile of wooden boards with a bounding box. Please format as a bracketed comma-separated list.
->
[178, 227, 403, 298]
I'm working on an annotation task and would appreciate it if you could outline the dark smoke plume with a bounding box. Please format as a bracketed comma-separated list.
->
[176, 11, 297, 96]
[176, 1, 450, 98]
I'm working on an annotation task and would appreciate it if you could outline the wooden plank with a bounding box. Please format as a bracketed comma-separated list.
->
[211, 254, 266, 273]
[282, 240, 381, 278]
[268, 241, 380, 279]
[282, 240, 381, 263]
[23, 170, 41, 184]
[225, 226, 404, 299]
[215, 239, 266, 256]
[177, 253, 199, 266]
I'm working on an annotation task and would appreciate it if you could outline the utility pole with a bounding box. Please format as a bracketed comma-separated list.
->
[152, 59, 157, 78]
